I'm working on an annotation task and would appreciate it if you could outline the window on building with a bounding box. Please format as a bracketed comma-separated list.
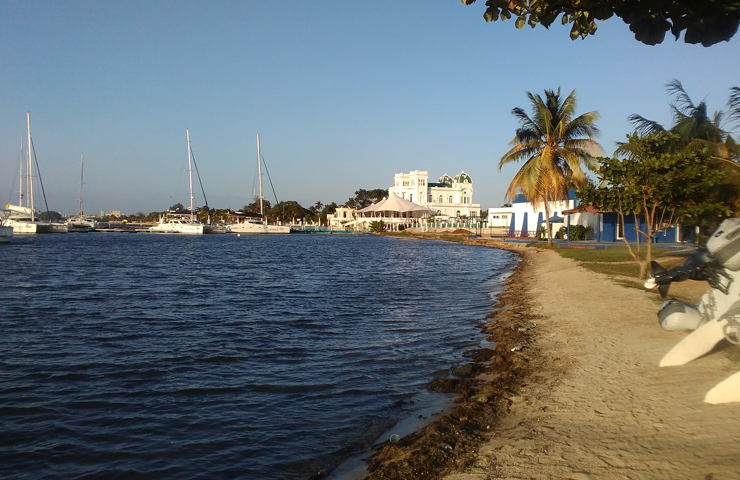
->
[410, 194, 413, 202]
[448, 196, 453, 204]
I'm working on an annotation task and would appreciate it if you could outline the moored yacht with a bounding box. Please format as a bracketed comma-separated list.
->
[66, 154, 98, 232]
[228, 134, 290, 235]
[0, 210, 13, 243]
[148, 211, 205, 234]
[6, 113, 67, 234]
[4, 204, 54, 233]
[148, 130, 205, 235]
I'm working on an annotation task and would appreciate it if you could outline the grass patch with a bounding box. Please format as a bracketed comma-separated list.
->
[580, 262, 643, 277]
[557, 247, 685, 263]
[525, 242, 558, 249]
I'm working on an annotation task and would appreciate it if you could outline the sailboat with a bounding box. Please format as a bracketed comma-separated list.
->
[148, 129, 205, 234]
[66, 154, 98, 232]
[229, 134, 290, 234]
[0, 209, 13, 243]
[5, 113, 67, 234]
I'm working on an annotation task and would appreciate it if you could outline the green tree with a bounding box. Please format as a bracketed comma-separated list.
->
[346, 189, 388, 209]
[624, 80, 740, 222]
[196, 206, 212, 224]
[369, 220, 386, 233]
[578, 132, 728, 278]
[461, 0, 740, 46]
[500, 87, 602, 245]
[267, 201, 310, 222]
[242, 199, 272, 214]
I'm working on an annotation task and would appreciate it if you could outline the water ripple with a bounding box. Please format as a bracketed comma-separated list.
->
[0, 233, 517, 479]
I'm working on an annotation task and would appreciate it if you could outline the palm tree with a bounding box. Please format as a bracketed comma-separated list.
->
[500, 88, 603, 245]
[624, 80, 737, 161]
[623, 80, 740, 223]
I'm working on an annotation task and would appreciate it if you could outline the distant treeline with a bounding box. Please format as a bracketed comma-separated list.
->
[98, 188, 389, 224]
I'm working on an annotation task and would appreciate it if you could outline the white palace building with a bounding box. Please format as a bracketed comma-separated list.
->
[388, 170, 481, 219]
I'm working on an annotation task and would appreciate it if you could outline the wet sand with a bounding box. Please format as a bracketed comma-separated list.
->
[365, 238, 740, 479]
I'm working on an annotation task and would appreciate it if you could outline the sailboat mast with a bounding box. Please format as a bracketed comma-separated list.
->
[257, 133, 263, 217]
[18, 137, 23, 206]
[27, 112, 34, 221]
[79, 154, 84, 217]
[187, 129, 194, 222]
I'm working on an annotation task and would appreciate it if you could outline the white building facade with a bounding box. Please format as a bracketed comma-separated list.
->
[327, 206, 357, 229]
[488, 192, 596, 239]
[388, 170, 481, 218]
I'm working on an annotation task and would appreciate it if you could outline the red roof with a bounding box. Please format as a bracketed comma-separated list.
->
[562, 206, 601, 215]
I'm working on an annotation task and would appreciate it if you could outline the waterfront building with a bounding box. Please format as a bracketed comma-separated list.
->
[490, 192, 684, 243]
[388, 170, 481, 219]
[327, 206, 357, 230]
[488, 192, 589, 238]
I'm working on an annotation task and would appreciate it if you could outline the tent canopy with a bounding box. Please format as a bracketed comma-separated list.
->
[357, 194, 436, 216]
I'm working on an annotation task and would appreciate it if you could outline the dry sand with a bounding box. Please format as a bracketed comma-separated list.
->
[444, 246, 740, 480]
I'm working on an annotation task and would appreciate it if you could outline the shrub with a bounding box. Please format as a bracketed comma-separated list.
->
[557, 224, 595, 241]
[369, 220, 386, 233]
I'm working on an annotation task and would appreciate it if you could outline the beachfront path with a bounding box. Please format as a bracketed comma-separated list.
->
[446, 248, 740, 480]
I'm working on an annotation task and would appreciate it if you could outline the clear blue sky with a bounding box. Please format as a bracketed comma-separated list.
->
[1, 1, 739, 215]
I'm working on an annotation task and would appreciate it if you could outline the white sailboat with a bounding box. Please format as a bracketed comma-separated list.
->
[5, 113, 67, 234]
[229, 134, 290, 234]
[0, 210, 13, 243]
[66, 154, 98, 232]
[149, 129, 205, 234]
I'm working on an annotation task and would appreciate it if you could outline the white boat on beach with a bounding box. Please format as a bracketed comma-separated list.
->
[149, 130, 205, 235]
[0, 210, 13, 243]
[228, 134, 290, 235]
[6, 113, 67, 234]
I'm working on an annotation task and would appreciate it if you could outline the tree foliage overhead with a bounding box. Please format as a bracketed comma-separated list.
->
[461, 0, 740, 46]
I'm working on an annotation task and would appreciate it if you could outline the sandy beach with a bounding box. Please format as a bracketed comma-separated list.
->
[367, 238, 740, 479]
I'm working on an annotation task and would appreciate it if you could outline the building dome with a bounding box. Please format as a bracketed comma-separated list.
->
[437, 174, 453, 187]
[453, 171, 472, 184]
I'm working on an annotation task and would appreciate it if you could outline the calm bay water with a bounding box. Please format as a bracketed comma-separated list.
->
[0, 233, 517, 479]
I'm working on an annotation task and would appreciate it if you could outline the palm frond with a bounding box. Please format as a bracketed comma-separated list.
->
[666, 79, 696, 115]
[728, 86, 740, 126]
[628, 114, 665, 136]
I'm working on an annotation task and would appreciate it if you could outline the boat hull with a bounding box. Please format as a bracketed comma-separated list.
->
[229, 222, 290, 234]
[148, 223, 204, 234]
[0, 225, 12, 243]
[5, 219, 58, 234]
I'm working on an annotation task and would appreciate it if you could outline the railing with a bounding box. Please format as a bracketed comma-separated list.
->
[506, 230, 537, 238]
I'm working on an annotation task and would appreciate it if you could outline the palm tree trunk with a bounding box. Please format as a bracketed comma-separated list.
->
[543, 201, 552, 245]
